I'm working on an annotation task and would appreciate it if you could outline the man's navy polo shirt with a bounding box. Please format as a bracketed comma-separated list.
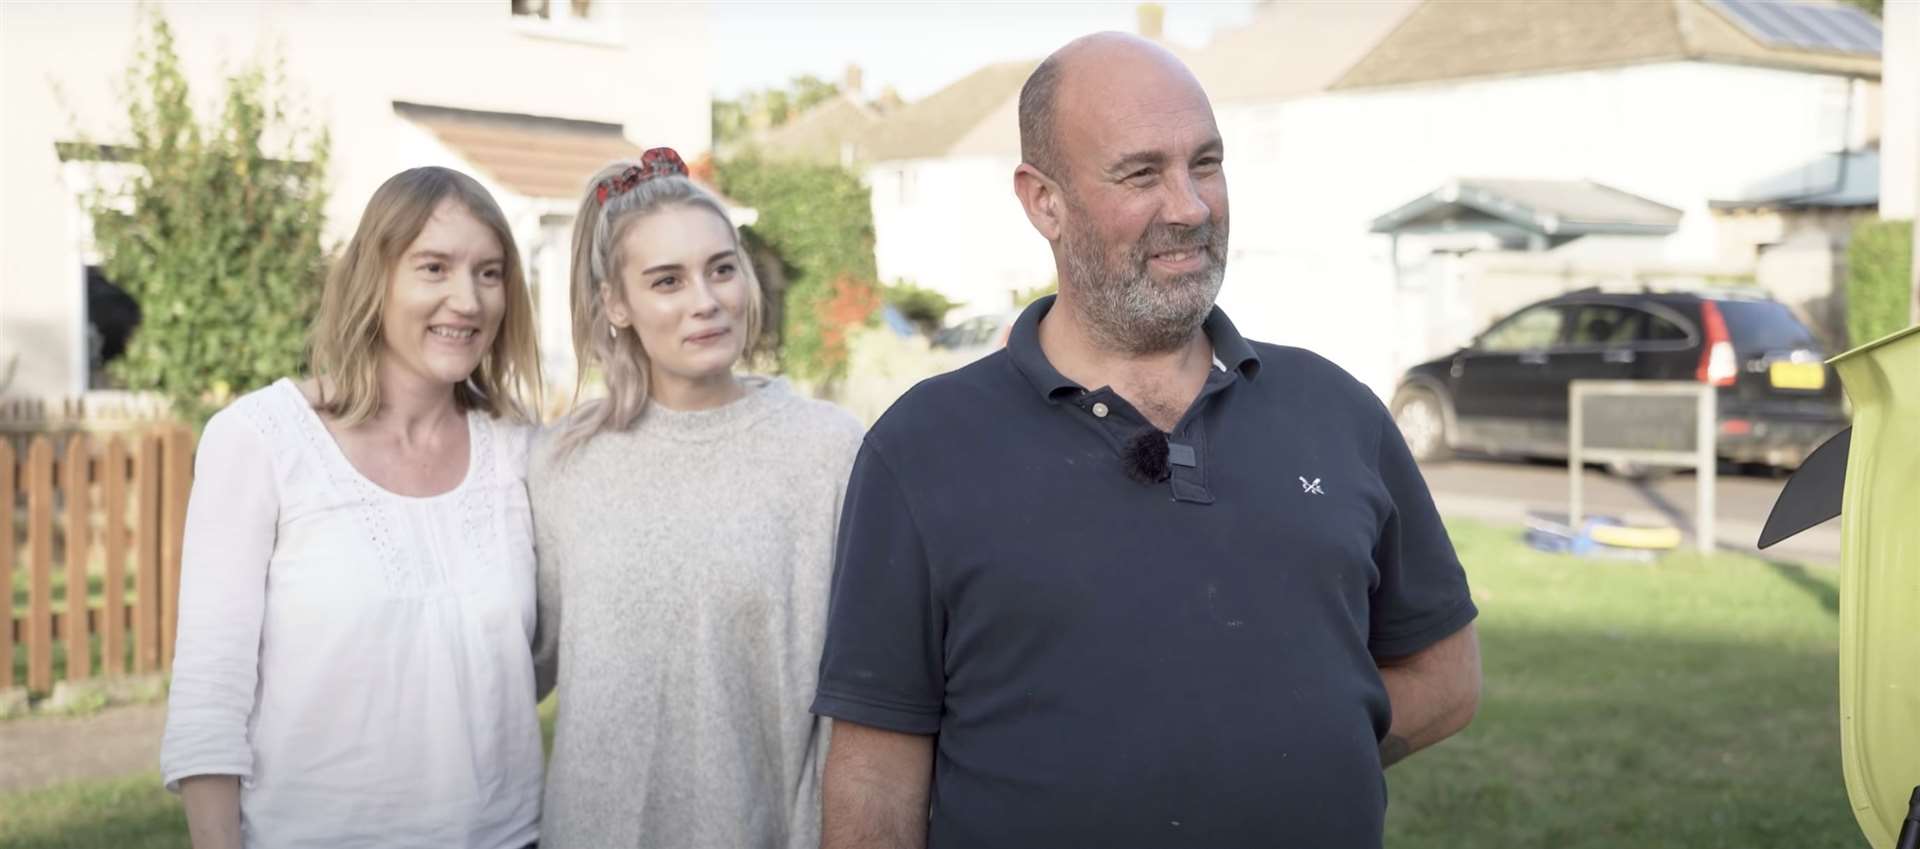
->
[813, 296, 1477, 848]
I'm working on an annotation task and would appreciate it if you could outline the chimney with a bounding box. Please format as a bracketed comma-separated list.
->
[843, 64, 864, 96]
[1137, 3, 1165, 40]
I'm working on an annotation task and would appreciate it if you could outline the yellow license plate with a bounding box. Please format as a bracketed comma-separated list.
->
[1770, 361, 1827, 391]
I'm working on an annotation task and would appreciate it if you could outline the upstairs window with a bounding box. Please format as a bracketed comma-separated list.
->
[512, 0, 595, 22]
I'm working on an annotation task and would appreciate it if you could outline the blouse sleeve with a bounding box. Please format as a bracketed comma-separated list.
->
[159, 405, 280, 792]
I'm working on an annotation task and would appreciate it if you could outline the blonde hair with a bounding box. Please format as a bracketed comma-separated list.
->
[553, 159, 763, 458]
[308, 167, 542, 425]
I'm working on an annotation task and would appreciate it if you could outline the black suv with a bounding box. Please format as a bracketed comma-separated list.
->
[1391, 289, 1848, 470]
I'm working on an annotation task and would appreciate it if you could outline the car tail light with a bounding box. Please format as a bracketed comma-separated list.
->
[1719, 418, 1753, 436]
[1696, 301, 1737, 387]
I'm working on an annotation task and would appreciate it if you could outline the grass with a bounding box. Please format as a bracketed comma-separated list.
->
[0, 706, 559, 848]
[1383, 522, 1856, 848]
[0, 774, 184, 849]
[0, 520, 1861, 848]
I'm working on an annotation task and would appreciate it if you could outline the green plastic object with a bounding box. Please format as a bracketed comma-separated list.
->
[1831, 323, 1920, 849]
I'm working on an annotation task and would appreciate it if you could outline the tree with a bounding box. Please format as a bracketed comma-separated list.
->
[715, 155, 879, 385]
[713, 74, 844, 147]
[78, 9, 331, 424]
[1840, 0, 1882, 17]
[883, 280, 960, 335]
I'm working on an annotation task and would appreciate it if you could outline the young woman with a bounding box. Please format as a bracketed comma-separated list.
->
[161, 167, 545, 849]
[530, 148, 863, 849]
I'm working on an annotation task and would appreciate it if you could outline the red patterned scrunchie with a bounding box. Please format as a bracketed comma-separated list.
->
[594, 147, 688, 203]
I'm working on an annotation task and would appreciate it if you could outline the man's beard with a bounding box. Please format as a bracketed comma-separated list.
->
[1059, 203, 1226, 356]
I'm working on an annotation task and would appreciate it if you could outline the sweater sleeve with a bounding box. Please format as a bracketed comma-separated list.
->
[160, 405, 278, 792]
[787, 410, 863, 849]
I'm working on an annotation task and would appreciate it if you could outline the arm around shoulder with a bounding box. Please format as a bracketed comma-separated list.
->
[526, 428, 565, 702]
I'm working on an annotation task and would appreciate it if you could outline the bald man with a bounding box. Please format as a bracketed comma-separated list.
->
[812, 34, 1481, 849]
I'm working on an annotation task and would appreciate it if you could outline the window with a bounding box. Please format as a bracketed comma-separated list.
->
[1566, 305, 1639, 347]
[1643, 311, 1691, 344]
[511, 0, 617, 44]
[86, 265, 141, 389]
[1478, 305, 1565, 352]
[1716, 300, 1817, 353]
[512, 0, 593, 20]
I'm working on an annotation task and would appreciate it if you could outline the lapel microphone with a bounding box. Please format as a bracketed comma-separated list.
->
[1123, 427, 1171, 484]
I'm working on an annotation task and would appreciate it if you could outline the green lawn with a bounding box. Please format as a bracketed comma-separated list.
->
[1384, 522, 1856, 848]
[0, 773, 184, 849]
[0, 520, 1861, 848]
[0, 702, 559, 849]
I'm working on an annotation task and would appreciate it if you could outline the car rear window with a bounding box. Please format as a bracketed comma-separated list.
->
[1715, 300, 1816, 354]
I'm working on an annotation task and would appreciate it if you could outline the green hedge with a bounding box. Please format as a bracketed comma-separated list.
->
[1845, 218, 1913, 348]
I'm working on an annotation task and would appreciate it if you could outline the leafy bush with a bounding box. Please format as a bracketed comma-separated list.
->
[1845, 218, 1913, 348]
[716, 155, 878, 384]
[883, 280, 960, 335]
[78, 9, 331, 425]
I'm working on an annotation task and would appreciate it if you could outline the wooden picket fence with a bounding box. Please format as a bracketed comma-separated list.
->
[3, 427, 194, 695]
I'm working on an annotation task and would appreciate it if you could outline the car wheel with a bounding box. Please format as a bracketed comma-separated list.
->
[1392, 387, 1451, 462]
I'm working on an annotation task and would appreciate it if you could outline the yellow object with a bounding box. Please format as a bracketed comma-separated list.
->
[1769, 360, 1827, 391]
[1830, 324, 1920, 849]
[1587, 523, 1682, 550]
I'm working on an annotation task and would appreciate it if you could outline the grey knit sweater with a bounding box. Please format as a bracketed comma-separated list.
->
[528, 378, 863, 849]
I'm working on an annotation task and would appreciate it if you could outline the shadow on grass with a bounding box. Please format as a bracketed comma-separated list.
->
[1386, 624, 1854, 849]
[1758, 560, 1841, 618]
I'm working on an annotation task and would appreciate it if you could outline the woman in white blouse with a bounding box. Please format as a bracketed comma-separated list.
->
[160, 166, 545, 849]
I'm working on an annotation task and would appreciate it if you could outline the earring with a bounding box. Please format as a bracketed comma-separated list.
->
[608, 324, 618, 341]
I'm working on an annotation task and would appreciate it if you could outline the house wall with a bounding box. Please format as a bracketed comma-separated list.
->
[1216, 60, 1874, 397]
[1, 0, 711, 397]
[1881, 0, 1920, 325]
[866, 155, 1057, 317]
[1882, 1, 1918, 222]
[1714, 206, 1866, 347]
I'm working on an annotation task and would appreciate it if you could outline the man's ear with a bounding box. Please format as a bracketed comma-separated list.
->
[1014, 163, 1065, 242]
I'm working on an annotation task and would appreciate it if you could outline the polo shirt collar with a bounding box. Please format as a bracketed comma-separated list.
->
[1007, 294, 1263, 404]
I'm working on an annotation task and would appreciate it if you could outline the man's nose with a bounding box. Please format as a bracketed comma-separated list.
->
[1162, 169, 1211, 228]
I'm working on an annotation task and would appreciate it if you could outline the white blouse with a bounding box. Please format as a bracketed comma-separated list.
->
[160, 379, 542, 849]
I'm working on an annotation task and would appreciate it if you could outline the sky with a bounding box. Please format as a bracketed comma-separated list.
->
[706, 1, 1260, 101]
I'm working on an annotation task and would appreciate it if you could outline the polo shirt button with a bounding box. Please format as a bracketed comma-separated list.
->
[1092, 402, 1110, 418]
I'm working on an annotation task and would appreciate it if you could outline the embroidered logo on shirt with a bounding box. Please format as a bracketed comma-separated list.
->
[1299, 476, 1325, 495]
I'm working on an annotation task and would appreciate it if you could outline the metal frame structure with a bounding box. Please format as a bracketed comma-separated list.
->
[1568, 380, 1716, 555]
